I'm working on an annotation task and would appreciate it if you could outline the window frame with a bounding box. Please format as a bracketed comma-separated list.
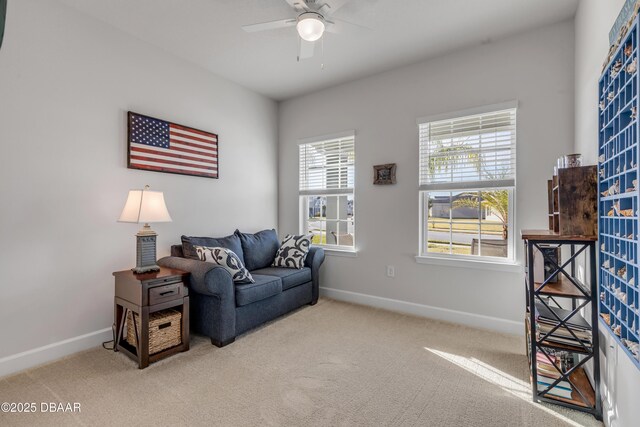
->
[298, 131, 356, 252]
[417, 102, 518, 265]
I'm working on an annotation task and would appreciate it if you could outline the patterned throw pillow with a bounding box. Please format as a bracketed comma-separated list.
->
[194, 246, 254, 283]
[272, 234, 312, 269]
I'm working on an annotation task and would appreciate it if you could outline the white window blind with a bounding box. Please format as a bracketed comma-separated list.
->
[419, 108, 516, 191]
[299, 136, 355, 196]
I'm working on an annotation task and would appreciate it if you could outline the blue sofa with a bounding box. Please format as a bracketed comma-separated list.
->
[157, 229, 325, 347]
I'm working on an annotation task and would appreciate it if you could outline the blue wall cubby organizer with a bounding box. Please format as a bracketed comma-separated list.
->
[598, 15, 640, 368]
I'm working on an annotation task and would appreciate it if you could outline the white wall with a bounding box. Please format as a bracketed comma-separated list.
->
[279, 21, 575, 332]
[575, 1, 640, 426]
[0, 0, 278, 374]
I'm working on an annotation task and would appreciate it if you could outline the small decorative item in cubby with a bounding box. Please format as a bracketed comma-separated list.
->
[627, 57, 637, 74]
[598, 12, 640, 369]
[612, 59, 623, 78]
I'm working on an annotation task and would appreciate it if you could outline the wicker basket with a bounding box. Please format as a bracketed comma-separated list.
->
[126, 309, 182, 355]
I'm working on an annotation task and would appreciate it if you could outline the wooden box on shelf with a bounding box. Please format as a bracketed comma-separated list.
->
[547, 166, 598, 236]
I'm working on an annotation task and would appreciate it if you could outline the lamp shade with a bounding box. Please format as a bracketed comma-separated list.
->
[297, 12, 325, 42]
[118, 188, 172, 224]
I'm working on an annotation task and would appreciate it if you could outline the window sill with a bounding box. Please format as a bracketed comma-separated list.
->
[415, 255, 522, 273]
[320, 248, 358, 257]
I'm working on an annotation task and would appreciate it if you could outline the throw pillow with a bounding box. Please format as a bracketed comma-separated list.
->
[235, 229, 280, 271]
[181, 233, 244, 263]
[272, 234, 312, 269]
[194, 246, 254, 283]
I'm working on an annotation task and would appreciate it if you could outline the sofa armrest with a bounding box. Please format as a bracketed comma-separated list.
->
[157, 256, 234, 298]
[305, 247, 325, 303]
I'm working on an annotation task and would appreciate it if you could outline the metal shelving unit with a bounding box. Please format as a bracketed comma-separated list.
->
[523, 230, 602, 420]
[598, 14, 640, 369]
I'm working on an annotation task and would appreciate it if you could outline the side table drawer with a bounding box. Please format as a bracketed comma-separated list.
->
[149, 282, 183, 305]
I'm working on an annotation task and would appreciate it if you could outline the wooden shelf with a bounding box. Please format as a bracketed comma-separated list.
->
[521, 229, 597, 241]
[523, 233, 601, 418]
[527, 275, 591, 299]
[540, 366, 596, 408]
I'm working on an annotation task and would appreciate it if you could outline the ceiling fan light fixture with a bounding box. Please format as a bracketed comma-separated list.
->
[296, 12, 325, 42]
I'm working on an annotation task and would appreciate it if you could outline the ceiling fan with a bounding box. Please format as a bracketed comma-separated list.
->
[242, 0, 362, 61]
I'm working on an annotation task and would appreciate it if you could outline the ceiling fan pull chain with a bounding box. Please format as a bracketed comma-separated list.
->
[321, 36, 324, 70]
[297, 36, 301, 62]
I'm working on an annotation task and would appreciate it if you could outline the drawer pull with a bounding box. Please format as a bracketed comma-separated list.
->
[160, 290, 176, 296]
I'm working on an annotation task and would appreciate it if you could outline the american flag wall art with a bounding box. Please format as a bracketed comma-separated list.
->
[127, 112, 219, 179]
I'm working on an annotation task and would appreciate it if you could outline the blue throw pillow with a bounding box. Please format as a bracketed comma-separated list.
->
[181, 233, 244, 264]
[235, 229, 280, 271]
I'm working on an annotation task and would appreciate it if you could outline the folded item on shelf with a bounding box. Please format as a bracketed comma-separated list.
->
[538, 324, 592, 341]
[537, 374, 572, 390]
[535, 303, 592, 331]
[538, 383, 573, 399]
[539, 334, 592, 348]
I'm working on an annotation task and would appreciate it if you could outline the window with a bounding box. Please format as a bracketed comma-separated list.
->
[299, 132, 355, 250]
[418, 104, 516, 262]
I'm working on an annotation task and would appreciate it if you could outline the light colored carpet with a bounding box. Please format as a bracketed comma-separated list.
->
[0, 298, 602, 427]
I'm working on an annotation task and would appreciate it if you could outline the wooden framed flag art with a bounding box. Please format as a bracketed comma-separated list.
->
[127, 112, 219, 179]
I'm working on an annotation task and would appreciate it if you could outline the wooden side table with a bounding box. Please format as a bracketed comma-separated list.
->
[113, 267, 190, 369]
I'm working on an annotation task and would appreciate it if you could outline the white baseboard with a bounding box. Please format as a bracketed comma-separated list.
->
[0, 328, 113, 379]
[320, 287, 522, 335]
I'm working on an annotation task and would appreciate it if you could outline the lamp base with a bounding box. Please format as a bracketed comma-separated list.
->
[132, 264, 161, 274]
[133, 225, 160, 274]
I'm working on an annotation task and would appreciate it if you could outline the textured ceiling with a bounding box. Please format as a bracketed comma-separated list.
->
[58, 0, 579, 100]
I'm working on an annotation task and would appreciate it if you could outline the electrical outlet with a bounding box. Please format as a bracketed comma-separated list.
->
[386, 265, 395, 277]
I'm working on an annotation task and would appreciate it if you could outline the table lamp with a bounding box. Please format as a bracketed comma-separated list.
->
[118, 185, 172, 273]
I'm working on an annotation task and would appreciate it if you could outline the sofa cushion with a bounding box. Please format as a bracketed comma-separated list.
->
[272, 234, 312, 269]
[235, 229, 280, 271]
[194, 246, 254, 284]
[234, 274, 282, 307]
[181, 233, 244, 263]
[250, 267, 312, 291]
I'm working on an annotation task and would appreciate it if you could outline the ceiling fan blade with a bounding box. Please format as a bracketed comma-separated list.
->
[284, 0, 309, 12]
[319, 0, 350, 15]
[325, 17, 370, 34]
[297, 39, 316, 61]
[242, 18, 296, 33]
